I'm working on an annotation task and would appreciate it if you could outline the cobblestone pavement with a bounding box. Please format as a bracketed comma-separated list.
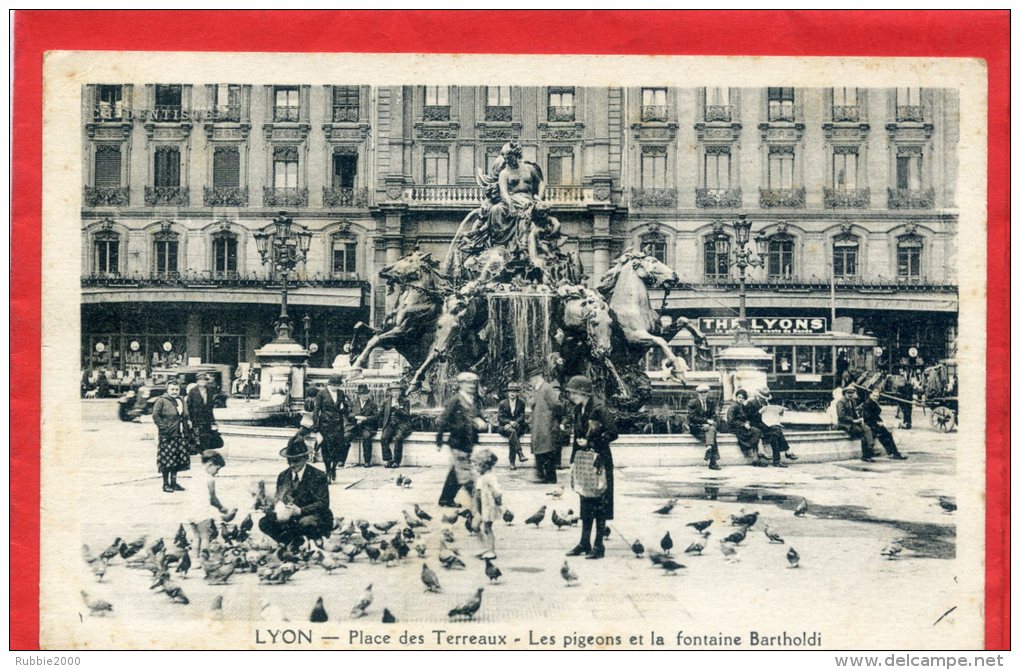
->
[77, 400, 960, 638]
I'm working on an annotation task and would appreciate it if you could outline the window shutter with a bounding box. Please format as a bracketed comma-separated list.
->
[213, 147, 240, 188]
[94, 145, 121, 187]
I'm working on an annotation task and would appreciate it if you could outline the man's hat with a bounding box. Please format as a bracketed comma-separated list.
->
[507, 382, 522, 392]
[279, 435, 312, 459]
[565, 375, 594, 396]
[756, 387, 773, 400]
[456, 371, 479, 383]
[524, 361, 545, 378]
[356, 384, 370, 394]
[696, 384, 710, 393]
[327, 373, 344, 385]
[734, 388, 749, 399]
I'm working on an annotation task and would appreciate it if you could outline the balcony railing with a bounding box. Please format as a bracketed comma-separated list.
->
[824, 187, 871, 209]
[547, 105, 575, 122]
[544, 186, 591, 205]
[630, 188, 677, 208]
[83, 186, 130, 207]
[895, 105, 924, 123]
[696, 188, 742, 208]
[831, 105, 860, 122]
[82, 271, 368, 289]
[640, 105, 669, 122]
[408, 184, 484, 205]
[887, 188, 934, 209]
[273, 106, 301, 122]
[203, 186, 249, 207]
[323, 186, 369, 208]
[759, 188, 806, 208]
[263, 187, 308, 207]
[695, 276, 957, 293]
[484, 105, 513, 122]
[144, 186, 189, 206]
[423, 105, 451, 122]
[331, 106, 359, 123]
[93, 103, 126, 121]
[704, 105, 732, 122]
[767, 109, 796, 123]
[213, 105, 241, 123]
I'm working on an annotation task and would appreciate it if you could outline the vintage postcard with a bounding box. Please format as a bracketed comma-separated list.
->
[36, 49, 988, 650]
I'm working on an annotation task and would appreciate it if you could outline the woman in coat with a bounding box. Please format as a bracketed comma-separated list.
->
[526, 362, 563, 484]
[564, 375, 618, 560]
[152, 380, 192, 493]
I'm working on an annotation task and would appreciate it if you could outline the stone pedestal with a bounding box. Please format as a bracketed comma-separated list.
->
[715, 344, 772, 403]
[254, 340, 310, 409]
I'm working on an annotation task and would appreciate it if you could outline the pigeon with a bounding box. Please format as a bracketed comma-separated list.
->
[525, 506, 547, 528]
[723, 526, 747, 545]
[686, 520, 713, 535]
[81, 590, 114, 616]
[441, 528, 456, 544]
[763, 525, 785, 544]
[881, 540, 904, 560]
[317, 550, 344, 574]
[660, 531, 673, 555]
[421, 563, 442, 592]
[150, 538, 166, 557]
[221, 508, 238, 523]
[361, 527, 379, 542]
[374, 520, 399, 533]
[786, 547, 800, 568]
[442, 511, 460, 524]
[730, 511, 760, 528]
[631, 539, 645, 558]
[654, 498, 678, 515]
[175, 550, 192, 577]
[438, 543, 466, 570]
[206, 595, 224, 621]
[560, 560, 578, 586]
[794, 499, 808, 516]
[551, 510, 572, 530]
[395, 475, 406, 487]
[684, 542, 704, 556]
[206, 557, 239, 585]
[342, 544, 363, 562]
[938, 497, 957, 513]
[378, 545, 398, 566]
[401, 527, 416, 541]
[382, 608, 397, 623]
[463, 511, 480, 534]
[403, 511, 425, 529]
[99, 538, 122, 562]
[259, 562, 298, 585]
[547, 486, 565, 499]
[414, 504, 433, 521]
[658, 558, 685, 575]
[253, 480, 270, 512]
[562, 510, 580, 526]
[719, 541, 737, 558]
[90, 558, 108, 582]
[402, 477, 413, 488]
[173, 525, 190, 550]
[484, 558, 502, 583]
[239, 514, 253, 534]
[162, 582, 190, 605]
[350, 584, 373, 619]
[502, 509, 514, 525]
[364, 544, 381, 563]
[415, 543, 427, 558]
[310, 596, 328, 623]
[448, 588, 484, 619]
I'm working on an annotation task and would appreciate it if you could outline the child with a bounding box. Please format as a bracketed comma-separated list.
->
[471, 448, 503, 560]
[188, 450, 236, 554]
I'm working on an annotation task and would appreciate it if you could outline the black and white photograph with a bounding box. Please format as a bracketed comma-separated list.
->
[40, 51, 987, 649]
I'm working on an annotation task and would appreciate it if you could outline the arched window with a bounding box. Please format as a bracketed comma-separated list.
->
[833, 233, 859, 279]
[704, 234, 730, 281]
[93, 226, 120, 275]
[767, 233, 795, 280]
[152, 223, 179, 276]
[331, 231, 358, 278]
[640, 224, 668, 264]
[212, 230, 238, 277]
[896, 232, 923, 281]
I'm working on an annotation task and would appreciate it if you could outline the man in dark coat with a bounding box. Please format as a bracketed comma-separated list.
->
[564, 375, 618, 560]
[312, 373, 349, 480]
[436, 372, 486, 507]
[746, 387, 798, 468]
[837, 387, 877, 462]
[895, 371, 915, 429]
[725, 388, 767, 466]
[496, 382, 529, 470]
[527, 363, 563, 484]
[379, 380, 413, 468]
[258, 435, 333, 549]
[687, 384, 720, 470]
[862, 389, 908, 460]
[346, 384, 380, 466]
[187, 373, 220, 452]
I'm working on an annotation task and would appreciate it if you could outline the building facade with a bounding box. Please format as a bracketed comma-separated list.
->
[81, 83, 958, 382]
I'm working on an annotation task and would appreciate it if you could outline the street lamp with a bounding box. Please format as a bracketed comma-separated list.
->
[302, 314, 312, 349]
[254, 212, 313, 344]
[726, 214, 766, 345]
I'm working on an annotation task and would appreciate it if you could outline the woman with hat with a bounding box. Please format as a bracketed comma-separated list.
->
[379, 380, 413, 468]
[746, 387, 798, 467]
[257, 434, 333, 549]
[564, 375, 618, 560]
[496, 382, 528, 470]
[436, 371, 488, 507]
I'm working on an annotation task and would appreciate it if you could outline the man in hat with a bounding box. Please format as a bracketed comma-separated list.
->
[687, 384, 720, 470]
[258, 434, 333, 548]
[436, 371, 487, 507]
[527, 361, 564, 484]
[379, 380, 413, 468]
[313, 373, 349, 478]
[346, 383, 380, 466]
[725, 389, 767, 466]
[496, 382, 529, 470]
[837, 387, 878, 462]
[746, 387, 798, 468]
[187, 373, 220, 452]
[862, 388, 908, 460]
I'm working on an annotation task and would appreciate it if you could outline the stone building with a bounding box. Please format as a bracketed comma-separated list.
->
[81, 83, 958, 381]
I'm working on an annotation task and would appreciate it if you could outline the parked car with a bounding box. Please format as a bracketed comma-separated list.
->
[117, 364, 231, 421]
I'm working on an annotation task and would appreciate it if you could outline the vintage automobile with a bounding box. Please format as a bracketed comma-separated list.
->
[117, 364, 231, 421]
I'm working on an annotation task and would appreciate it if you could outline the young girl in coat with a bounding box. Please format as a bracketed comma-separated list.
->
[471, 448, 503, 560]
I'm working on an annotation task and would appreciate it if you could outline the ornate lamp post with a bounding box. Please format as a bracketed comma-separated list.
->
[722, 214, 768, 345]
[254, 212, 313, 344]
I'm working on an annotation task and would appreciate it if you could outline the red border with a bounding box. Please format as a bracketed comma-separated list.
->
[11, 10, 1008, 650]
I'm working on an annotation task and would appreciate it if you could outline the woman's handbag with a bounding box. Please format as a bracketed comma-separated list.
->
[571, 449, 608, 498]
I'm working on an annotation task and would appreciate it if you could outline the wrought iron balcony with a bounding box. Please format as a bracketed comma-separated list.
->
[484, 105, 513, 122]
[824, 187, 871, 209]
[323, 186, 369, 208]
[144, 186, 189, 206]
[895, 105, 924, 123]
[831, 105, 860, 122]
[696, 188, 742, 208]
[203, 186, 249, 207]
[693, 275, 957, 293]
[273, 106, 301, 122]
[887, 188, 934, 209]
[704, 105, 732, 122]
[630, 188, 677, 208]
[82, 271, 368, 289]
[640, 105, 670, 122]
[331, 106, 359, 123]
[547, 105, 576, 122]
[423, 105, 451, 122]
[92, 103, 126, 122]
[759, 187, 806, 208]
[263, 187, 308, 207]
[767, 108, 796, 123]
[83, 186, 130, 207]
[213, 105, 241, 123]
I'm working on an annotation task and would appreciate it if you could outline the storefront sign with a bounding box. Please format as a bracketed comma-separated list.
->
[699, 317, 828, 335]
